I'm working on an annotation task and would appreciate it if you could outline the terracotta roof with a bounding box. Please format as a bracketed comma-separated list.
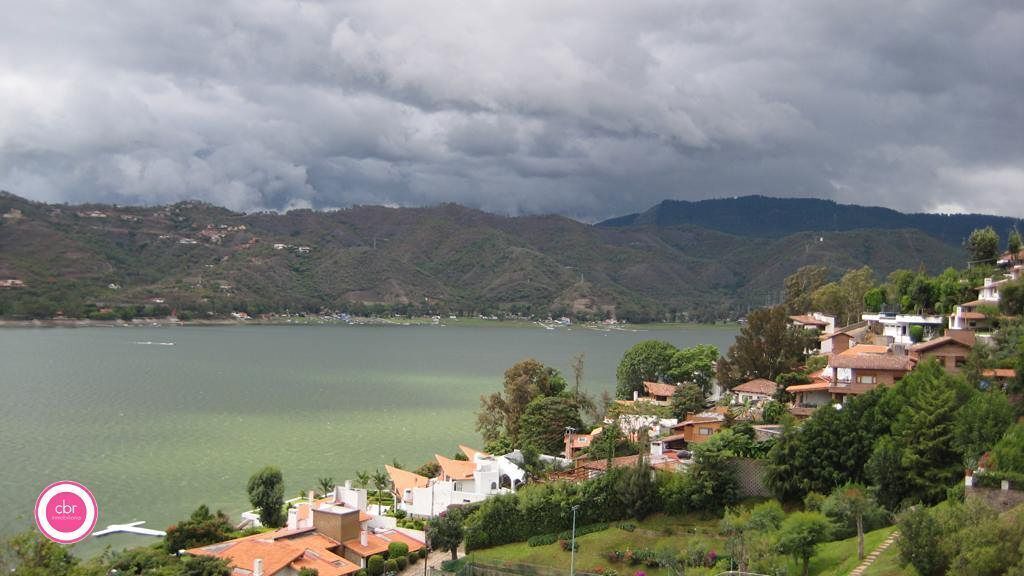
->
[343, 530, 424, 558]
[830, 351, 913, 371]
[660, 432, 690, 442]
[910, 334, 974, 353]
[982, 368, 1017, 378]
[821, 331, 855, 342]
[790, 315, 829, 327]
[385, 465, 429, 500]
[459, 445, 485, 460]
[786, 382, 831, 392]
[188, 529, 360, 576]
[840, 344, 889, 355]
[731, 378, 778, 396]
[960, 311, 988, 320]
[435, 454, 476, 481]
[643, 381, 678, 398]
[959, 299, 987, 307]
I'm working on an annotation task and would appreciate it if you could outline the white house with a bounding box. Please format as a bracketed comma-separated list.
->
[861, 312, 946, 345]
[389, 446, 528, 517]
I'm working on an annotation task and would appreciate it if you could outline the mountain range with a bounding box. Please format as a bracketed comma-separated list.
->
[1, 191, 1018, 322]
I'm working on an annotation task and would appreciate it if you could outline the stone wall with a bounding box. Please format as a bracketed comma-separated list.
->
[965, 475, 1024, 513]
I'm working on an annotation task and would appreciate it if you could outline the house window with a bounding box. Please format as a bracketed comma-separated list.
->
[698, 428, 712, 436]
[955, 357, 967, 368]
[857, 375, 876, 384]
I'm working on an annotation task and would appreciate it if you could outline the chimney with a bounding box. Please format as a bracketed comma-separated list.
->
[360, 530, 368, 547]
[254, 558, 264, 576]
[633, 390, 638, 401]
[308, 490, 315, 504]
[286, 507, 297, 530]
[650, 441, 663, 457]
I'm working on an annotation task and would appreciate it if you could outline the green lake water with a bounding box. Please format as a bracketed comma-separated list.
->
[0, 323, 736, 556]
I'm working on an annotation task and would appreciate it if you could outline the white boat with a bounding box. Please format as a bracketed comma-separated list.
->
[93, 521, 166, 537]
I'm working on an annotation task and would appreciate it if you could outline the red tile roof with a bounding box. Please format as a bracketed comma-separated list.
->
[910, 334, 975, 353]
[385, 465, 430, 500]
[731, 378, 778, 396]
[790, 315, 829, 327]
[343, 530, 425, 558]
[188, 528, 360, 576]
[435, 454, 476, 481]
[459, 445, 485, 459]
[643, 381, 678, 398]
[786, 381, 831, 392]
[830, 351, 913, 371]
[982, 368, 1017, 379]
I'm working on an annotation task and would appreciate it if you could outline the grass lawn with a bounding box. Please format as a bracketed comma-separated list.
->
[467, 515, 900, 576]
[468, 514, 727, 576]
[862, 543, 918, 576]
[783, 527, 895, 575]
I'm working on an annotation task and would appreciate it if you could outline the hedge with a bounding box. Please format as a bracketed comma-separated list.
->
[368, 555, 385, 576]
[388, 542, 410, 559]
[974, 470, 1024, 489]
[395, 556, 408, 571]
[385, 559, 399, 573]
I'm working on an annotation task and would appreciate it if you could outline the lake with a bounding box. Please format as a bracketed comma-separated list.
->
[0, 322, 737, 555]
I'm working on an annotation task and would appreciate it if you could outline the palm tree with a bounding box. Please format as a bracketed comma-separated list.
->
[355, 470, 370, 489]
[317, 476, 335, 498]
[372, 469, 389, 515]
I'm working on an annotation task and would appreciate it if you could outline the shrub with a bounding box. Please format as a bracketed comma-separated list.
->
[388, 542, 410, 559]
[418, 548, 428, 559]
[357, 571, 367, 576]
[395, 556, 408, 571]
[393, 509, 407, 520]
[559, 539, 579, 552]
[385, 559, 399, 573]
[407, 553, 418, 565]
[528, 534, 558, 547]
[367, 555, 385, 576]
[617, 522, 636, 532]
[606, 550, 624, 563]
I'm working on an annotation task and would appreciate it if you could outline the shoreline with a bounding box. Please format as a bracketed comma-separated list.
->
[0, 317, 738, 330]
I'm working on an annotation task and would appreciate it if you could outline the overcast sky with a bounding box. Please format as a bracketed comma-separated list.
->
[1, 1, 1021, 220]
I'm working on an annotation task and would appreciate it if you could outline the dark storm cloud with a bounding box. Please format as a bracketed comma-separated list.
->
[0, 0, 1021, 219]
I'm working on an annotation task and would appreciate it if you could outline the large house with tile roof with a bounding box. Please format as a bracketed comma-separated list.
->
[387, 446, 526, 517]
[909, 330, 975, 373]
[188, 484, 424, 576]
[730, 378, 778, 405]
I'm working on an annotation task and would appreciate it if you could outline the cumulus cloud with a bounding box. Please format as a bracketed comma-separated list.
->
[0, 0, 1021, 219]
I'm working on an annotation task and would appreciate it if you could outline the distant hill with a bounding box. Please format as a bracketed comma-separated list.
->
[0, 191, 971, 322]
[599, 195, 1023, 246]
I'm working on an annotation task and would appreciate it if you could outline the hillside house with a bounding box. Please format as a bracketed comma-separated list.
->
[786, 369, 835, 417]
[790, 313, 835, 333]
[193, 484, 424, 575]
[731, 378, 778, 405]
[910, 330, 975, 373]
[950, 266, 1023, 332]
[861, 311, 946, 345]
[638, 381, 678, 404]
[388, 446, 527, 517]
[660, 410, 726, 450]
[828, 345, 914, 393]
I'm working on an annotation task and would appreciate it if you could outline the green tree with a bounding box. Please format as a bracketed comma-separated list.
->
[372, 469, 389, 514]
[866, 435, 909, 510]
[666, 344, 719, 395]
[477, 359, 568, 446]
[811, 267, 876, 325]
[518, 395, 584, 454]
[716, 306, 812, 389]
[182, 555, 232, 576]
[428, 510, 465, 561]
[863, 286, 886, 313]
[777, 511, 833, 576]
[891, 361, 973, 504]
[355, 470, 370, 489]
[968, 226, 1000, 265]
[669, 383, 706, 420]
[317, 476, 335, 497]
[764, 416, 803, 501]
[615, 340, 677, 399]
[1010, 228, 1023, 255]
[0, 531, 78, 576]
[784, 265, 829, 315]
[1001, 280, 1024, 316]
[898, 505, 947, 576]
[298, 568, 320, 576]
[823, 484, 880, 561]
[164, 504, 234, 553]
[953, 391, 1014, 467]
[414, 461, 441, 478]
[992, 423, 1024, 473]
[247, 466, 285, 528]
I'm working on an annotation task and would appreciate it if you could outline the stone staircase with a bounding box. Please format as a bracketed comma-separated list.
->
[849, 530, 899, 576]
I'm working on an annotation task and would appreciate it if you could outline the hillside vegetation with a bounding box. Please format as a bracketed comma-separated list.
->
[0, 191, 968, 321]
